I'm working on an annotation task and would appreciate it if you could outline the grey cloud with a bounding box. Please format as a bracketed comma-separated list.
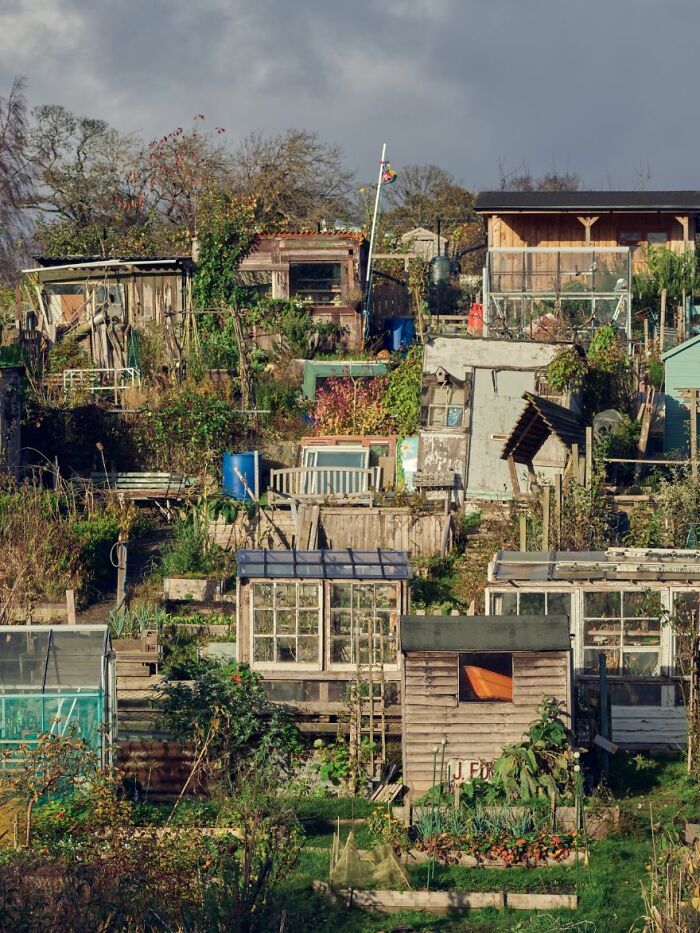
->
[0, 0, 698, 190]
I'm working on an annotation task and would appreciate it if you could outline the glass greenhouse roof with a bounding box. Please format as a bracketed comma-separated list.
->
[0, 625, 110, 693]
[237, 549, 412, 581]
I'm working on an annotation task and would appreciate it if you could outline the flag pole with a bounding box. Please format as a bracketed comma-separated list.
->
[363, 142, 387, 341]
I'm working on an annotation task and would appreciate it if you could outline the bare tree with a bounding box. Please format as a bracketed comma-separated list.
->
[146, 116, 231, 238]
[0, 77, 33, 280]
[499, 161, 580, 192]
[231, 129, 354, 229]
[30, 104, 141, 255]
[382, 163, 475, 231]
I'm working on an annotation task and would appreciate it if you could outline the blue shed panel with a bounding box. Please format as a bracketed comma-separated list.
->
[663, 337, 700, 454]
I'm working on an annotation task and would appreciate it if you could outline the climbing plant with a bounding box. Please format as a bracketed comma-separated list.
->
[383, 346, 423, 436]
[192, 187, 256, 310]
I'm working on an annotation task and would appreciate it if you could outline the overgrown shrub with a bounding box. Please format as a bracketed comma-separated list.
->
[137, 381, 243, 474]
[314, 375, 392, 435]
[383, 346, 422, 436]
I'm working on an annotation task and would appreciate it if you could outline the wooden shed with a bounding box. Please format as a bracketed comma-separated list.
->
[662, 334, 700, 455]
[238, 233, 368, 350]
[236, 549, 411, 737]
[401, 615, 572, 798]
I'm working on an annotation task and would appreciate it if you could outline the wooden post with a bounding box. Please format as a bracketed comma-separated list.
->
[66, 589, 76, 625]
[585, 426, 593, 489]
[115, 538, 128, 617]
[519, 512, 527, 552]
[542, 485, 550, 550]
[554, 473, 562, 548]
[659, 288, 667, 351]
[643, 316, 649, 356]
[599, 653, 610, 784]
[572, 444, 580, 483]
[691, 389, 698, 481]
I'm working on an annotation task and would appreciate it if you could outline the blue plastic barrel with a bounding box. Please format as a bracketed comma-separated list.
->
[222, 451, 260, 500]
[386, 316, 417, 351]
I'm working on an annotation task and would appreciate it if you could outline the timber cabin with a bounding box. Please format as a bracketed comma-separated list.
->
[400, 615, 572, 798]
[237, 233, 368, 350]
[235, 549, 411, 734]
[418, 336, 576, 500]
[18, 256, 195, 372]
[475, 190, 700, 340]
[486, 548, 700, 749]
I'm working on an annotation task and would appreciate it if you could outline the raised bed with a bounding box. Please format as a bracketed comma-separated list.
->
[404, 848, 587, 869]
[312, 881, 577, 913]
[163, 576, 234, 603]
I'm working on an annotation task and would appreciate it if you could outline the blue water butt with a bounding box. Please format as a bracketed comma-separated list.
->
[222, 451, 260, 500]
[386, 316, 417, 351]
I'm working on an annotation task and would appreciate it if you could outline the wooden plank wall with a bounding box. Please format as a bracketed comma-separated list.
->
[611, 706, 687, 749]
[403, 650, 570, 797]
[488, 213, 688, 274]
[210, 508, 448, 558]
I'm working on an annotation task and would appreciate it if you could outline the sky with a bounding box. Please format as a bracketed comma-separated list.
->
[0, 0, 697, 192]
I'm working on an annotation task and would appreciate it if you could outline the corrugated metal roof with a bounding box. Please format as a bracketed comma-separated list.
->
[490, 548, 700, 582]
[475, 190, 700, 213]
[400, 615, 571, 652]
[237, 549, 412, 580]
[501, 393, 584, 464]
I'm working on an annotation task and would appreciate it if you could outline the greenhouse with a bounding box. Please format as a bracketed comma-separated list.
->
[0, 625, 116, 767]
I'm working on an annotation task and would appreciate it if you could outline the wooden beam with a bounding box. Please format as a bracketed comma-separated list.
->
[675, 215, 690, 247]
[519, 512, 527, 551]
[585, 426, 593, 488]
[507, 454, 521, 498]
[577, 216, 599, 246]
[692, 389, 698, 481]
[660, 288, 667, 351]
[542, 485, 550, 550]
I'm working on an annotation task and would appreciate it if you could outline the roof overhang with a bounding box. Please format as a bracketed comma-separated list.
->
[400, 615, 571, 653]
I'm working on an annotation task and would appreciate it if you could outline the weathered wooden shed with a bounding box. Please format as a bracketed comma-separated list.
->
[19, 256, 195, 370]
[238, 233, 368, 349]
[235, 549, 411, 734]
[662, 334, 700, 455]
[487, 548, 700, 749]
[419, 336, 575, 500]
[400, 615, 572, 798]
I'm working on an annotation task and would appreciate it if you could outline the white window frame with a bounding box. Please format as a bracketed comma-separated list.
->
[301, 446, 370, 496]
[580, 588, 666, 678]
[249, 579, 323, 671]
[327, 581, 400, 672]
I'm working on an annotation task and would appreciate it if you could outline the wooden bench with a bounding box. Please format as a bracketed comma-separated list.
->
[89, 472, 199, 501]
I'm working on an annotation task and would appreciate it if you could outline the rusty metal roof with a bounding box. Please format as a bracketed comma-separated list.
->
[501, 392, 584, 464]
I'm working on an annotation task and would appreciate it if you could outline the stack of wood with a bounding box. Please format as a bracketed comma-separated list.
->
[113, 631, 160, 677]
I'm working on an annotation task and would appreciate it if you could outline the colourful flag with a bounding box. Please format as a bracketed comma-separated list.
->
[381, 162, 397, 185]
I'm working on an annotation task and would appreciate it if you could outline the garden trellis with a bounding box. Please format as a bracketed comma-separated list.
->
[0, 625, 116, 767]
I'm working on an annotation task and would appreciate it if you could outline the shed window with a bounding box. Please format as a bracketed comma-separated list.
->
[427, 385, 465, 428]
[251, 581, 321, 665]
[583, 590, 661, 675]
[329, 583, 398, 665]
[290, 263, 342, 305]
[459, 653, 513, 702]
[491, 590, 571, 618]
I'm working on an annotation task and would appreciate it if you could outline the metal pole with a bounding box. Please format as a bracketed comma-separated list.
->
[363, 143, 387, 340]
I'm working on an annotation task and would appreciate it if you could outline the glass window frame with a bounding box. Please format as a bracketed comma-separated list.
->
[489, 589, 572, 619]
[289, 262, 342, 306]
[250, 580, 323, 670]
[427, 384, 465, 429]
[327, 581, 400, 671]
[582, 589, 662, 677]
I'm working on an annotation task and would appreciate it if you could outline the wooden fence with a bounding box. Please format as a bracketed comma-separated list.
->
[268, 466, 381, 504]
[210, 506, 451, 558]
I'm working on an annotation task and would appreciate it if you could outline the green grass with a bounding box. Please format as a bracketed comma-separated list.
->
[269, 754, 700, 932]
